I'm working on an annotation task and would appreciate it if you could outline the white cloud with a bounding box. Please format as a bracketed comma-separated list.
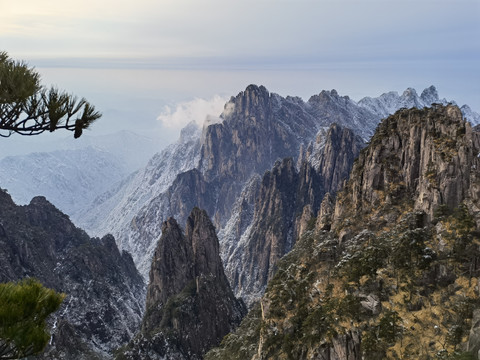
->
[157, 95, 228, 129]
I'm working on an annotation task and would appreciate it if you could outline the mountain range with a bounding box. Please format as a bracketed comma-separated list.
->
[1, 84, 480, 359]
[73, 85, 479, 300]
[206, 103, 480, 360]
[0, 130, 160, 218]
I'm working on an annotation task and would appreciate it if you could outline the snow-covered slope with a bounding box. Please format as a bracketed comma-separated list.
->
[0, 130, 160, 172]
[357, 85, 480, 126]
[59, 130, 162, 172]
[461, 104, 480, 126]
[74, 122, 202, 239]
[0, 130, 162, 226]
[0, 147, 128, 217]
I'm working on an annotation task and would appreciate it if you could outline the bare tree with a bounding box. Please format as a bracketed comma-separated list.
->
[0, 52, 101, 138]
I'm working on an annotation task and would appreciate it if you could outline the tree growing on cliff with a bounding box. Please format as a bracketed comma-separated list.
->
[0, 278, 65, 359]
[0, 51, 101, 138]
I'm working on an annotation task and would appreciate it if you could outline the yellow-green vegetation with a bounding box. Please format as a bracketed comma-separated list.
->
[0, 278, 65, 359]
[206, 203, 480, 360]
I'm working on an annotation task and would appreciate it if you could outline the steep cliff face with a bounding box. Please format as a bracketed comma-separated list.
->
[225, 158, 320, 305]
[125, 169, 215, 276]
[334, 104, 480, 229]
[222, 123, 364, 305]
[206, 105, 480, 360]
[316, 123, 365, 194]
[0, 191, 145, 359]
[117, 208, 246, 360]
[307, 89, 377, 140]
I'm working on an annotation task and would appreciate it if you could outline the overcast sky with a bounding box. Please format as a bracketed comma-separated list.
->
[1, 0, 479, 152]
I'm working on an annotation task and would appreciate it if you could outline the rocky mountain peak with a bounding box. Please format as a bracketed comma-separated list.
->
[186, 207, 224, 280]
[146, 217, 194, 310]
[420, 85, 440, 104]
[461, 104, 480, 126]
[25, 196, 73, 228]
[0, 189, 145, 358]
[402, 87, 419, 98]
[317, 123, 365, 194]
[121, 207, 246, 360]
[179, 121, 201, 142]
[308, 89, 345, 104]
[224, 84, 271, 120]
[334, 104, 480, 233]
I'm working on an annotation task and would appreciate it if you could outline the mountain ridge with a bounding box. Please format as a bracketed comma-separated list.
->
[77, 84, 476, 286]
[0, 190, 145, 359]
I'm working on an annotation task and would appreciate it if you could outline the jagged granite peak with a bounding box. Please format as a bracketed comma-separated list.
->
[316, 123, 365, 194]
[316, 191, 335, 231]
[199, 84, 319, 183]
[334, 104, 480, 233]
[306, 89, 378, 140]
[357, 85, 444, 120]
[125, 168, 214, 277]
[461, 104, 480, 126]
[145, 217, 194, 311]
[186, 207, 225, 281]
[0, 190, 145, 359]
[355, 85, 480, 128]
[420, 85, 440, 104]
[294, 204, 315, 240]
[118, 208, 246, 360]
[227, 84, 271, 118]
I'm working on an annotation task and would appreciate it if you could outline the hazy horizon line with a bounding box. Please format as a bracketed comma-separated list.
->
[25, 54, 478, 71]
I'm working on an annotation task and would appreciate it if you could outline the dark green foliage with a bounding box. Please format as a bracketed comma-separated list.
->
[306, 216, 317, 232]
[337, 231, 389, 283]
[391, 227, 435, 271]
[0, 278, 65, 359]
[204, 304, 262, 360]
[361, 310, 401, 359]
[434, 204, 451, 223]
[438, 203, 480, 277]
[159, 280, 197, 330]
[377, 310, 401, 343]
[0, 51, 101, 138]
